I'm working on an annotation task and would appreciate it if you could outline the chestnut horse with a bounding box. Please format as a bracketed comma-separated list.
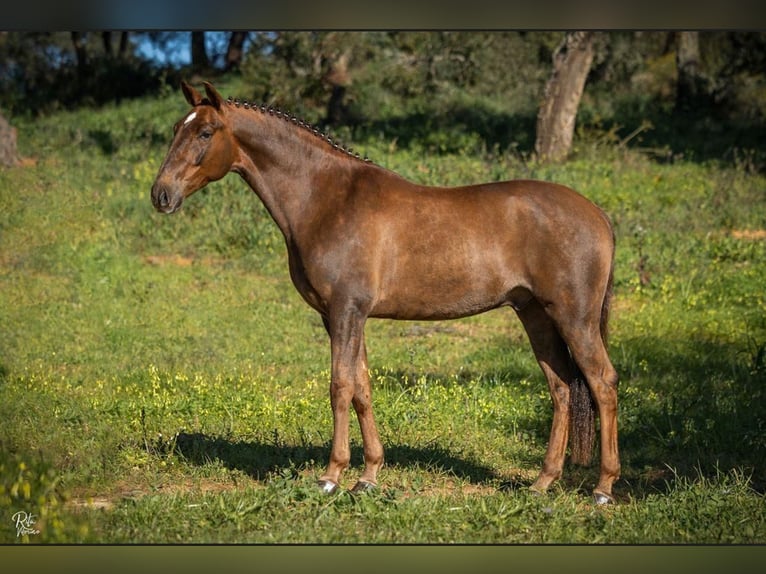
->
[151, 82, 620, 504]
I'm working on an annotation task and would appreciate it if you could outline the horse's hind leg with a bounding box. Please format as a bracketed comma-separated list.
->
[349, 338, 385, 492]
[515, 299, 577, 494]
[558, 321, 620, 504]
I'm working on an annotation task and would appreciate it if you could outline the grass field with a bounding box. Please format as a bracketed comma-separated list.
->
[1, 76, 765, 544]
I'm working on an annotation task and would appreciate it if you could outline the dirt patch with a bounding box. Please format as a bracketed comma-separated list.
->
[143, 254, 195, 267]
[143, 254, 226, 267]
[413, 482, 498, 498]
[731, 229, 766, 240]
[66, 475, 247, 512]
[67, 497, 116, 511]
[65, 475, 508, 511]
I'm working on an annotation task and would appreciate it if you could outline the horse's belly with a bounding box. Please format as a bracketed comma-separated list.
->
[370, 263, 521, 320]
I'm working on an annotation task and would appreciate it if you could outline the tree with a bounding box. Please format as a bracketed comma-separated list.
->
[535, 31, 594, 163]
[323, 47, 351, 124]
[242, 32, 373, 124]
[191, 32, 209, 72]
[71, 31, 88, 79]
[101, 31, 130, 59]
[675, 31, 701, 112]
[225, 32, 248, 72]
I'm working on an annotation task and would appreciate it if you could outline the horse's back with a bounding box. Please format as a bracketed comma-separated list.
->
[359, 168, 610, 237]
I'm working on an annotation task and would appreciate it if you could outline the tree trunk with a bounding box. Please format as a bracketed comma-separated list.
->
[191, 32, 209, 71]
[675, 31, 701, 112]
[118, 31, 129, 58]
[71, 31, 89, 79]
[102, 31, 113, 57]
[323, 49, 351, 125]
[0, 112, 22, 168]
[535, 31, 594, 163]
[225, 31, 248, 71]
[100, 31, 129, 59]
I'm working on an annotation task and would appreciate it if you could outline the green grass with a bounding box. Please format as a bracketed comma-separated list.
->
[1, 77, 765, 543]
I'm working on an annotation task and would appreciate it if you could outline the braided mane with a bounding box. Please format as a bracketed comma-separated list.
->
[225, 96, 371, 163]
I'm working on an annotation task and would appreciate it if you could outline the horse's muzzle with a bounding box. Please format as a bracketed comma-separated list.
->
[151, 183, 183, 214]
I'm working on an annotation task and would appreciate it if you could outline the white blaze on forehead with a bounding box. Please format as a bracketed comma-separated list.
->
[183, 111, 197, 125]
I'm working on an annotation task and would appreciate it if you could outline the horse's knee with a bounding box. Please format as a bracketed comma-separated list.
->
[330, 380, 354, 408]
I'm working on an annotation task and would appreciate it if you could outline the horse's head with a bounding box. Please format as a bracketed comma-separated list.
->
[151, 81, 237, 214]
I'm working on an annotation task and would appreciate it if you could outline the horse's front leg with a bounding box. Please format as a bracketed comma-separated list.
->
[317, 306, 384, 494]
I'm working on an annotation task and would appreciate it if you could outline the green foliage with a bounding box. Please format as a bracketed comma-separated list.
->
[1, 72, 765, 543]
[0, 33, 175, 116]
[236, 31, 766, 168]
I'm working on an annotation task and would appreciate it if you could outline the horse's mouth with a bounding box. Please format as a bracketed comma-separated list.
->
[157, 201, 183, 214]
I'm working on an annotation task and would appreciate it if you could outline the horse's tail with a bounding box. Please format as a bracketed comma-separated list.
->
[569, 233, 615, 467]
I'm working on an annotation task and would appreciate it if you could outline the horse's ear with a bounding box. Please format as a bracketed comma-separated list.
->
[203, 82, 225, 110]
[181, 80, 203, 106]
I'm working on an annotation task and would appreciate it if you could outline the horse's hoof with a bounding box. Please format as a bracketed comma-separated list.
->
[527, 486, 545, 497]
[351, 480, 376, 494]
[593, 491, 614, 505]
[317, 479, 339, 495]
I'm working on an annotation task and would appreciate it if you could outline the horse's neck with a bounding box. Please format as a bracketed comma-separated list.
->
[230, 108, 353, 242]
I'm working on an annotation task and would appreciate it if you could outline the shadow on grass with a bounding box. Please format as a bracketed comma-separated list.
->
[173, 432, 500, 486]
[354, 103, 538, 156]
[612, 335, 766, 495]
[606, 96, 766, 170]
[351, 95, 765, 172]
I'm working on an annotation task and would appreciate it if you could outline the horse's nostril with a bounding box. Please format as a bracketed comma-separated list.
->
[152, 184, 182, 214]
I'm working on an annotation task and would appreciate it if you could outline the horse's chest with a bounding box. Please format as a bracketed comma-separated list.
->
[286, 247, 333, 314]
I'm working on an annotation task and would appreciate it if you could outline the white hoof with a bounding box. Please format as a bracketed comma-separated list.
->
[594, 491, 614, 505]
[318, 480, 339, 495]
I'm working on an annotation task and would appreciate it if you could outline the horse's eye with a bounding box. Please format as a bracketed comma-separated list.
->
[200, 130, 213, 140]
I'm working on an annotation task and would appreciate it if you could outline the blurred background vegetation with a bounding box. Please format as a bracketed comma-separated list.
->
[1, 30, 764, 166]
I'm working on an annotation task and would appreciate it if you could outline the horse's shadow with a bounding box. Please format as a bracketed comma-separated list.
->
[171, 431, 503, 487]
